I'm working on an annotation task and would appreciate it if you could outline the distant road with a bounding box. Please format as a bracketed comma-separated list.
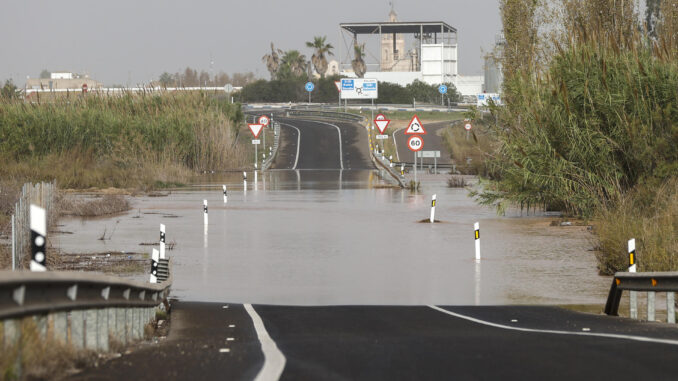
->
[393, 120, 455, 165]
[73, 302, 678, 380]
[271, 117, 373, 170]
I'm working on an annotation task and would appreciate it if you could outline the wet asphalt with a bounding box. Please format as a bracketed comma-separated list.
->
[68, 118, 678, 380]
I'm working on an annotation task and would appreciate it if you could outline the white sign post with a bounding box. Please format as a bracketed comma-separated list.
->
[249, 124, 264, 170]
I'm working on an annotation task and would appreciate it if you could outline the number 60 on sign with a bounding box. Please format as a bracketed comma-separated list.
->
[407, 135, 424, 152]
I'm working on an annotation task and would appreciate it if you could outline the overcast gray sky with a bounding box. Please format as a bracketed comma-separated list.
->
[1, 0, 501, 86]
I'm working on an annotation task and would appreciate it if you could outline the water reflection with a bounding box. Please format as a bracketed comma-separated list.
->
[54, 169, 611, 306]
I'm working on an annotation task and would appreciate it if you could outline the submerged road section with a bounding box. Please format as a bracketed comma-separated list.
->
[73, 302, 678, 381]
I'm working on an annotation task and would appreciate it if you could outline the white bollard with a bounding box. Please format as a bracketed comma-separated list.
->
[243, 171, 247, 191]
[203, 200, 208, 226]
[401, 164, 405, 176]
[150, 248, 159, 283]
[629, 238, 638, 319]
[159, 224, 166, 259]
[223, 185, 228, 204]
[30, 204, 47, 272]
[474, 222, 480, 261]
[430, 194, 436, 223]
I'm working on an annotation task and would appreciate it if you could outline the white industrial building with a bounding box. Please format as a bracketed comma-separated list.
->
[339, 9, 483, 97]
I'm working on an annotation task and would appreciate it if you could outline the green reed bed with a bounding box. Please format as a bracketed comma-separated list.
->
[0, 92, 247, 189]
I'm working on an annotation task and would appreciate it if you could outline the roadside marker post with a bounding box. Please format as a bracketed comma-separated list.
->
[629, 238, 638, 319]
[474, 222, 480, 261]
[400, 164, 404, 176]
[150, 248, 159, 283]
[243, 171, 247, 191]
[430, 194, 436, 223]
[223, 185, 228, 204]
[30, 204, 47, 272]
[159, 224, 166, 259]
[203, 200, 208, 226]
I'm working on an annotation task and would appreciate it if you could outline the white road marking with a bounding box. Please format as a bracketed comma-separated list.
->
[280, 123, 301, 170]
[219, 348, 230, 353]
[393, 132, 401, 162]
[311, 121, 344, 170]
[223, 305, 229, 309]
[227, 337, 235, 341]
[244, 304, 286, 381]
[428, 305, 678, 346]
[228, 324, 235, 328]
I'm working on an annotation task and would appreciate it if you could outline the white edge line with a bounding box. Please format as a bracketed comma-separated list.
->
[244, 304, 286, 381]
[392, 132, 400, 162]
[428, 305, 678, 346]
[280, 122, 301, 170]
[312, 121, 344, 170]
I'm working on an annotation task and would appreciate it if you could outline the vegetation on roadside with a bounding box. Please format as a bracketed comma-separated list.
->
[477, 0, 678, 274]
[59, 194, 131, 217]
[0, 92, 248, 189]
[441, 110, 496, 176]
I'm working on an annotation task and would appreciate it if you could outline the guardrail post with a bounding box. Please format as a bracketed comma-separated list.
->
[85, 309, 98, 349]
[35, 315, 47, 340]
[3, 319, 19, 347]
[52, 312, 68, 343]
[668, 293, 675, 324]
[71, 310, 85, 349]
[97, 309, 109, 351]
[115, 308, 126, 344]
[647, 292, 656, 322]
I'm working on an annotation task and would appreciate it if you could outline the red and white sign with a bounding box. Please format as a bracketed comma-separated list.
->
[404, 115, 426, 135]
[82, 83, 88, 93]
[464, 122, 472, 131]
[258, 115, 270, 126]
[373, 114, 390, 134]
[248, 124, 264, 138]
[407, 135, 424, 152]
[334, 81, 341, 92]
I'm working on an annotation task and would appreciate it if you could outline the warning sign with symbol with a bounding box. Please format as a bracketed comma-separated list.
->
[404, 115, 426, 135]
[373, 114, 390, 134]
[248, 124, 264, 138]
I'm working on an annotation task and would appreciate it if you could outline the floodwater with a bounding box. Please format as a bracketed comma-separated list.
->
[54, 170, 611, 306]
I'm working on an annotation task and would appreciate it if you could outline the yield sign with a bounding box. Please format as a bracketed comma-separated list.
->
[334, 81, 341, 92]
[373, 114, 390, 134]
[404, 114, 426, 135]
[248, 124, 264, 138]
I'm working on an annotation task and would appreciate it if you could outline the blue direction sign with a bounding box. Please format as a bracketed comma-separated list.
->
[305, 82, 315, 92]
[438, 84, 448, 94]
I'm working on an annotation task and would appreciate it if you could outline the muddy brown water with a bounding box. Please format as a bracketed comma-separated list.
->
[54, 170, 611, 306]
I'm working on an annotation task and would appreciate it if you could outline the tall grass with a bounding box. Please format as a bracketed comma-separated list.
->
[0, 92, 248, 188]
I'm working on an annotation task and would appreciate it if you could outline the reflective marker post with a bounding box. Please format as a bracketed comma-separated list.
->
[30, 205, 47, 272]
[223, 185, 228, 204]
[474, 222, 480, 261]
[628, 238, 637, 319]
[430, 194, 436, 223]
[203, 200, 208, 226]
[159, 224, 166, 259]
[150, 248, 159, 283]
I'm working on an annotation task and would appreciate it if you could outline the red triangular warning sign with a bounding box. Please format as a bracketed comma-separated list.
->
[374, 119, 390, 134]
[404, 115, 426, 135]
[248, 124, 264, 138]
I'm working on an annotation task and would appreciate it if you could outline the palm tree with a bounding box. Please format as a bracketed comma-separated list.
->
[281, 50, 308, 77]
[306, 36, 334, 78]
[262, 43, 283, 80]
[351, 43, 367, 78]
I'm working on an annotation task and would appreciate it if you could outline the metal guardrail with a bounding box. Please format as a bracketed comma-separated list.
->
[285, 109, 367, 123]
[605, 271, 677, 323]
[1, 260, 172, 353]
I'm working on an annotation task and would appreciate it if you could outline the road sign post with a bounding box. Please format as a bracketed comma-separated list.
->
[305, 82, 314, 104]
[407, 135, 424, 184]
[249, 124, 264, 169]
[438, 84, 448, 106]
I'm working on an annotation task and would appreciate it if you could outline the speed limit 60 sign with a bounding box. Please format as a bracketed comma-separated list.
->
[407, 135, 424, 152]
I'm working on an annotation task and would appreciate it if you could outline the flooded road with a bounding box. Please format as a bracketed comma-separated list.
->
[54, 169, 611, 306]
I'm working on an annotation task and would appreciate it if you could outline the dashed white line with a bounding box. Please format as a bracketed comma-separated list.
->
[428, 305, 678, 346]
[219, 348, 230, 353]
[244, 304, 286, 381]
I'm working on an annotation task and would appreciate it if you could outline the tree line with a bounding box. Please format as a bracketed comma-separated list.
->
[155, 68, 256, 88]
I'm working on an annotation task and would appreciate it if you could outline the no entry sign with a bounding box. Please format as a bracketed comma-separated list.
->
[407, 135, 424, 152]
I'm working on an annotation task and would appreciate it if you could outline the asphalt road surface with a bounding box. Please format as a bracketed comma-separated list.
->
[394, 120, 455, 165]
[72, 302, 678, 380]
[271, 118, 373, 170]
